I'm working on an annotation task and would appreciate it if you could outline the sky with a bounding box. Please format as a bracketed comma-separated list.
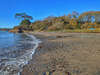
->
[0, 0, 100, 28]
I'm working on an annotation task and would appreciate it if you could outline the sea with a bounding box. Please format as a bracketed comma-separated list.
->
[0, 31, 41, 75]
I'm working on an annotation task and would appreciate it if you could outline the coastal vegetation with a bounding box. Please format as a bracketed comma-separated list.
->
[10, 11, 100, 32]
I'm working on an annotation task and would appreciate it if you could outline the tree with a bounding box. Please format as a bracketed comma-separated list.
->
[15, 13, 33, 20]
[20, 19, 31, 25]
[15, 13, 33, 26]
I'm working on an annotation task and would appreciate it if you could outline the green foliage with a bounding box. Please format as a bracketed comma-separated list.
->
[20, 19, 31, 26]
[15, 13, 33, 20]
[14, 12, 33, 31]
[14, 11, 100, 32]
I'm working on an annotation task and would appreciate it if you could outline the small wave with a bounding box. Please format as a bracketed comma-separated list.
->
[0, 34, 41, 75]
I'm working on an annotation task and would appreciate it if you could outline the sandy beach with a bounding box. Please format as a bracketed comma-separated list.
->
[21, 32, 100, 75]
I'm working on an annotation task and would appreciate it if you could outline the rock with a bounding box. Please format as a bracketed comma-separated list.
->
[37, 45, 42, 50]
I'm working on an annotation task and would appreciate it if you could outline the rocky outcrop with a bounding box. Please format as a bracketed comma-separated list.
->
[9, 25, 33, 33]
[9, 26, 23, 33]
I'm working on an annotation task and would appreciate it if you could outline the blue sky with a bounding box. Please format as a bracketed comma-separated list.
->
[0, 0, 100, 28]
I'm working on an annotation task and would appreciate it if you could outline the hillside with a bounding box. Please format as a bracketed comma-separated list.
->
[10, 11, 100, 33]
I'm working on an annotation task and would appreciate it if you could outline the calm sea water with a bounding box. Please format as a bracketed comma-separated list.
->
[0, 31, 41, 75]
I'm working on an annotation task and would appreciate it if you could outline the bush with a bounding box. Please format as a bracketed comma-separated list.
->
[20, 19, 31, 26]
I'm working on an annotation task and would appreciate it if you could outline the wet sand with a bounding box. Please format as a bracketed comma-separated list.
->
[21, 32, 100, 75]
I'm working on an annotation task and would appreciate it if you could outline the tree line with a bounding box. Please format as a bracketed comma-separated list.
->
[13, 11, 100, 32]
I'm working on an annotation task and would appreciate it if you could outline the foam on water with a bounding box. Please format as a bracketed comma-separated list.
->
[0, 34, 41, 75]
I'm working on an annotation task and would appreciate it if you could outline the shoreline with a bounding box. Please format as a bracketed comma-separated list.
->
[19, 33, 41, 75]
[0, 32, 41, 75]
[21, 32, 100, 75]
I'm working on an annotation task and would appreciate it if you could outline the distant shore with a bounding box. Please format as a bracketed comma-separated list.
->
[21, 32, 100, 75]
[0, 28, 11, 31]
